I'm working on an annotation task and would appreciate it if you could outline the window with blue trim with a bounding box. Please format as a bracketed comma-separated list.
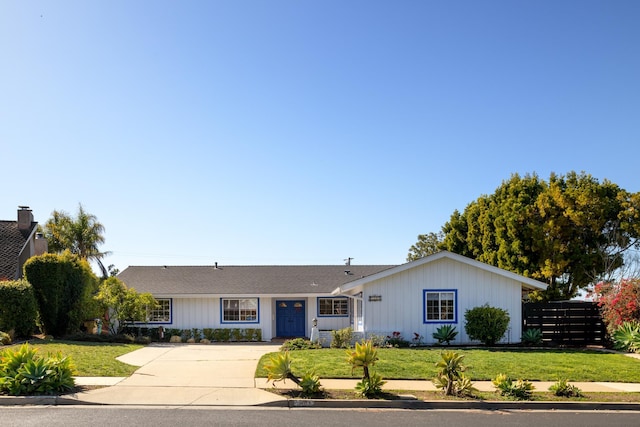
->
[318, 297, 348, 317]
[222, 298, 258, 322]
[423, 290, 456, 322]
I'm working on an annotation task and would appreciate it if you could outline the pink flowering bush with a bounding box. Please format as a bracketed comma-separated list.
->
[591, 279, 640, 334]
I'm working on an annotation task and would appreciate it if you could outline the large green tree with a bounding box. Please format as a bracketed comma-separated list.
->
[94, 277, 157, 334]
[430, 172, 640, 300]
[23, 252, 100, 336]
[407, 231, 444, 261]
[43, 204, 110, 277]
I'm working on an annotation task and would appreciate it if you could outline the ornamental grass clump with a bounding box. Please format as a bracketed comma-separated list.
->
[0, 344, 75, 396]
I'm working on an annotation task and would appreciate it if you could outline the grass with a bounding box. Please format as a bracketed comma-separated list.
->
[3, 340, 144, 377]
[256, 347, 640, 382]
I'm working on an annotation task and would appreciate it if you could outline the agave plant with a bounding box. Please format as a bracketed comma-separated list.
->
[521, 328, 543, 346]
[612, 321, 640, 353]
[432, 325, 458, 345]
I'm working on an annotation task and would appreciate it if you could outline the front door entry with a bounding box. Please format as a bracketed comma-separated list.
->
[276, 300, 305, 337]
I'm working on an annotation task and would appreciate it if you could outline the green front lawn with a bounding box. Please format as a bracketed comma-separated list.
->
[4, 340, 144, 377]
[256, 348, 640, 383]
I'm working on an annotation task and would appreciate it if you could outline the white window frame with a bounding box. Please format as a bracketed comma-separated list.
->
[221, 298, 259, 323]
[317, 297, 349, 317]
[423, 290, 457, 323]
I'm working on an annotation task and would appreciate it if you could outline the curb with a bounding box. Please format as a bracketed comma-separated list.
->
[3, 395, 640, 411]
[265, 398, 640, 411]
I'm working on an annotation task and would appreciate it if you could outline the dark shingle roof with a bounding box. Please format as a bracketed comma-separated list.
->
[118, 264, 395, 296]
[0, 220, 36, 280]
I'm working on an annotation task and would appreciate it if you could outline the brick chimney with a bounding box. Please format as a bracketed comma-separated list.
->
[17, 206, 34, 230]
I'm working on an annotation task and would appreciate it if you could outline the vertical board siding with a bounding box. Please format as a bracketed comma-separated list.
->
[360, 257, 523, 344]
[170, 297, 273, 340]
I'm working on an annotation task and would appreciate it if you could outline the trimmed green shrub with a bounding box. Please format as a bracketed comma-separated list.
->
[0, 280, 38, 337]
[280, 338, 321, 351]
[203, 328, 215, 341]
[331, 327, 353, 348]
[0, 344, 75, 396]
[23, 252, 99, 337]
[464, 304, 510, 345]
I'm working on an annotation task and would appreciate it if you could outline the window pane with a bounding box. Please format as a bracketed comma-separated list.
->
[223, 298, 258, 322]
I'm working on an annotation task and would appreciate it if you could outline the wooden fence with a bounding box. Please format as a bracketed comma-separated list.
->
[522, 301, 606, 346]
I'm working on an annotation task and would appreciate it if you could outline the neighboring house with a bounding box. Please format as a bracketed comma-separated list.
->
[118, 251, 547, 344]
[0, 207, 48, 280]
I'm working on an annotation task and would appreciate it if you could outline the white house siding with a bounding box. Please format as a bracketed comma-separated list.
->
[164, 297, 273, 340]
[356, 257, 523, 344]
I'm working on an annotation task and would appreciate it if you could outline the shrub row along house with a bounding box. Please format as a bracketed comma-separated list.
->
[118, 251, 547, 344]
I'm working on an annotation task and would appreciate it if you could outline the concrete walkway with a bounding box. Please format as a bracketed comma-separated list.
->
[71, 343, 287, 406]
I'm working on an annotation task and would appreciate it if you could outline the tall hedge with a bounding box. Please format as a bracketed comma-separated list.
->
[0, 279, 38, 337]
[23, 251, 99, 337]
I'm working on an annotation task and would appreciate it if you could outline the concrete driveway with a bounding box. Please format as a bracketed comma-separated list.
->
[73, 343, 285, 406]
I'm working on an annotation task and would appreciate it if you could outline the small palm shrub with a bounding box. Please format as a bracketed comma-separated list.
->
[0, 344, 75, 396]
[331, 327, 353, 348]
[280, 338, 321, 351]
[492, 373, 534, 400]
[464, 304, 510, 345]
[521, 328, 543, 346]
[549, 378, 583, 397]
[432, 325, 458, 345]
[612, 321, 640, 353]
[346, 339, 385, 397]
[263, 352, 301, 387]
[432, 350, 476, 396]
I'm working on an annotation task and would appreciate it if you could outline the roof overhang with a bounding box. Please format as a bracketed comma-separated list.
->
[331, 251, 548, 295]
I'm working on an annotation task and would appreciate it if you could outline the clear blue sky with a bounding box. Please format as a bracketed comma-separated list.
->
[2, 1, 639, 270]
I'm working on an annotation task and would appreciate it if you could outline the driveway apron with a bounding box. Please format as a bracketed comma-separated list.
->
[73, 343, 284, 406]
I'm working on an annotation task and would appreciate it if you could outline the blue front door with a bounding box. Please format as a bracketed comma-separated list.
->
[276, 300, 306, 337]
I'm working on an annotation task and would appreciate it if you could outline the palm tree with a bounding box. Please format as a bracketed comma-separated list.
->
[43, 204, 111, 277]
